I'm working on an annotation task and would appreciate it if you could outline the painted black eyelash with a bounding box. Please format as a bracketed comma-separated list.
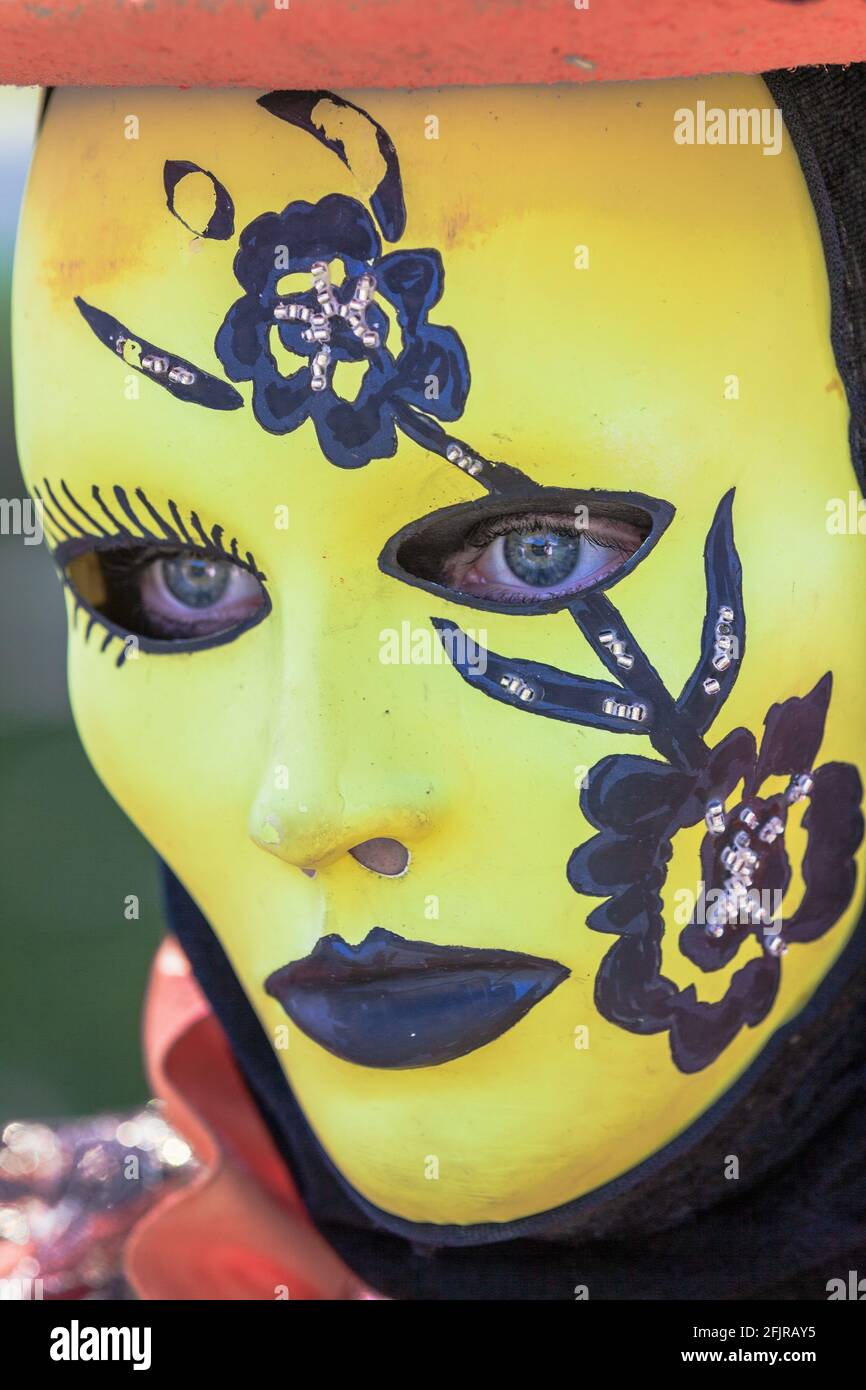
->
[39, 478, 269, 667]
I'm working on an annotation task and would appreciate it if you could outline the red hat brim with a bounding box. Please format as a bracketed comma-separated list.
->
[1, 0, 866, 89]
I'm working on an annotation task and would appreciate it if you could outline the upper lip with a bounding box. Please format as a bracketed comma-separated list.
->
[264, 927, 569, 1070]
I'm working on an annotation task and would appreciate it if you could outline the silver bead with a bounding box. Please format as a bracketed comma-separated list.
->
[718, 605, 734, 623]
[597, 630, 634, 668]
[499, 674, 536, 703]
[706, 898, 733, 931]
[733, 829, 751, 851]
[310, 263, 338, 317]
[310, 346, 331, 392]
[724, 876, 748, 901]
[602, 698, 643, 721]
[444, 442, 482, 476]
[703, 677, 720, 695]
[168, 366, 196, 386]
[786, 772, 814, 804]
[765, 933, 787, 957]
[705, 800, 726, 835]
[141, 354, 169, 375]
[739, 807, 759, 830]
[712, 652, 732, 673]
[758, 816, 785, 844]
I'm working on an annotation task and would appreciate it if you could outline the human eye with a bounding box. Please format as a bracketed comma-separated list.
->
[379, 491, 672, 615]
[440, 510, 645, 605]
[56, 539, 269, 652]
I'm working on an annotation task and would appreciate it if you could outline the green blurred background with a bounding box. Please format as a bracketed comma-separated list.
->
[1, 88, 163, 1119]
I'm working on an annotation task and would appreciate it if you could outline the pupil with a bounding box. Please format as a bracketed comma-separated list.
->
[503, 530, 582, 588]
[162, 555, 231, 609]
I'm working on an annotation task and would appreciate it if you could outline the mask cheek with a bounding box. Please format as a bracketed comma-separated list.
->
[63, 633, 249, 872]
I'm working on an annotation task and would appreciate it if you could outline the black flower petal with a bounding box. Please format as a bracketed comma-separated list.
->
[377, 250, 443, 330]
[785, 761, 864, 944]
[586, 886, 660, 937]
[163, 160, 234, 240]
[257, 90, 407, 243]
[594, 929, 678, 1034]
[568, 833, 670, 897]
[751, 672, 832, 793]
[668, 957, 780, 1074]
[703, 726, 757, 802]
[580, 753, 694, 836]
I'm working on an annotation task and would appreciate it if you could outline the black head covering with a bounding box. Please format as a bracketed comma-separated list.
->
[765, 65, 866, 493]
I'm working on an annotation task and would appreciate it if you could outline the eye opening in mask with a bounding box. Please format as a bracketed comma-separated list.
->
[53, 532, 271, 657]
[378, 488, 675, 616]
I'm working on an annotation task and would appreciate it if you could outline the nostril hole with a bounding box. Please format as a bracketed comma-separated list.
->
[349, 837, 410, 878]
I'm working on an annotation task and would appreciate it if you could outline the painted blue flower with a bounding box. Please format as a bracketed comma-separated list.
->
[215, 193, 470, 469]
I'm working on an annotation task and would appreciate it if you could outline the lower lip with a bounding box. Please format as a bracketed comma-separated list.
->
[265, 960, 568, 1069]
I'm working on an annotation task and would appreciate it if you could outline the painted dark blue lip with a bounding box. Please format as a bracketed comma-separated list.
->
[263, 927, 569, 1069]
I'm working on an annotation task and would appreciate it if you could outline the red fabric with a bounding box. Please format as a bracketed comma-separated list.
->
[124, 939, 385, 1300]
[1, 0, 865, 89]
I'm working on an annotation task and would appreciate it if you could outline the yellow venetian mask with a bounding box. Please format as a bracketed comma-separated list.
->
[13, 75, 866, 1233]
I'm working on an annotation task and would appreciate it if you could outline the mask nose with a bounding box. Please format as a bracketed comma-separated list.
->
[248, 598, 440, 873]
[248, 730, 434, 873]
[250, 781, 429, 872]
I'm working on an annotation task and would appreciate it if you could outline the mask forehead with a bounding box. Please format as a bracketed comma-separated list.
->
[13, 77, 866, 1230]
[15, 77, 846, 496]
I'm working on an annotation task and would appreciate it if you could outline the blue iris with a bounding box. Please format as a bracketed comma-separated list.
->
[504, 530, 582, 587]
